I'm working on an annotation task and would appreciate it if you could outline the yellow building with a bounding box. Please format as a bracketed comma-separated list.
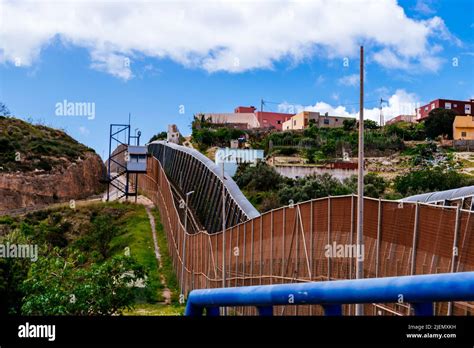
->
[282, 111, 352, 130]
[453, 115, 474, 140]
[282, 111, 315, 130]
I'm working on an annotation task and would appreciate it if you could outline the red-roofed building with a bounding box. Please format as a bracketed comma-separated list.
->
[416, 99, 474, 121]
[254, 111, 294, 130]
[231, 106, 294, 130]
[234, 106, 257, 113]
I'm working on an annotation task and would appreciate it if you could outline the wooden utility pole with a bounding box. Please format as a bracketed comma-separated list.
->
[356, 46, 365, 316]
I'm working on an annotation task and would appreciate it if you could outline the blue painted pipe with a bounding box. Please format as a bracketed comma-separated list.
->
[185, 272, 474, 316]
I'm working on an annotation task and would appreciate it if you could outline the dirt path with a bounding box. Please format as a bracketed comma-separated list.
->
[103, 189, 172, 304]
[138, 196, 172, 304]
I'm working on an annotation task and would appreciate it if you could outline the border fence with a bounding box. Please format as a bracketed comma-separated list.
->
[139, 154, 474, 316]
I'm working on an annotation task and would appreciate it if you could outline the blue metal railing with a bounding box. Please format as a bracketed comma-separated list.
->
[185, 272, 474, 316]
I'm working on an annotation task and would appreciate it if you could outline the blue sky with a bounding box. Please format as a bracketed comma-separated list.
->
[0, 0, 473, 159]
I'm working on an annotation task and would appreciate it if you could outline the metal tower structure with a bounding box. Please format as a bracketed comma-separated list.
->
[106, 118, 142, 201]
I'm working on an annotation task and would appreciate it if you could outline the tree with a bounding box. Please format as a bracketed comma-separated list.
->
[277, 173, 352, 204]
[344, 173, 387, 198]
[363, 119, 379, 130]
[0, 257, 29, 315]
[75, 214, 118, 259]
[234, 162, 283, 192]
[0, 230, 31, 315]
[21, 252, 146, 315]
[393, 167, 474, 196]
[149, 131, 167, 143]
[0, 102, 10, 116]
[424, 108, 456, 139]
[384, 122, 425, 141]
[343, 118, 356, 131]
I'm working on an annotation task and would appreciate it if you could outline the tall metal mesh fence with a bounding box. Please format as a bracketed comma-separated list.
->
[139, 156, 474, 316]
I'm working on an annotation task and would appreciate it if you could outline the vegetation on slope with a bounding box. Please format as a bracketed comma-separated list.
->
[234, 139, 474, 211]
[0, 201, 180, 315]
[0, 116, 96, 172]
[234, 163, 390, 212]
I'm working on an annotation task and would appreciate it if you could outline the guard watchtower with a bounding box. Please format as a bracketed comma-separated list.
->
[105, 120, 147, 202]
[127, 146, 147, 173]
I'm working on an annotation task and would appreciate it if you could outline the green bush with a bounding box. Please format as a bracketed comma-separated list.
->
[276, 147, 298, 156]
[343, 173, 388, 198]
[384, 122, 425, 141]
[21, 253, 145, 315]
[394, 167, 474, 196]
[277, 173, 353, 204]
[192, 127, 244, 149]
[424, 108, 456, 139]
[234, 162, 283, 192]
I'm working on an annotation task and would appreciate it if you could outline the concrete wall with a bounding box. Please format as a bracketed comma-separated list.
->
[274, 165, 360, 181]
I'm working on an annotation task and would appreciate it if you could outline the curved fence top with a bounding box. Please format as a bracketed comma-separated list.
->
[148, 141, 260, 221]
[402, 185, 474, 204]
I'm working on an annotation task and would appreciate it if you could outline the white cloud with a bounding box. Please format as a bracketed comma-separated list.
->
[78, 126, 90, 136]
[414, 0, 435, 15]
[0, 0, 459, 78]
[373, 48, 412, 70]
[90, 50, 132, 80]
[315, 75, 325, 85]
[338, 74, 359, 87]
[278, 89, 420, 124]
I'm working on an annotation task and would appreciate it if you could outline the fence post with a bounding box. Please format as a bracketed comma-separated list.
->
[374, 198, 382, 315]
[310, 201, 314, 316]
[229, 227, 233, 289]
[409, 203, 420, 315]
[282, 207, 286, 284]
[327, 196, 332, 280]
[375, 198, 382, 278]
[242, 223, 247, 315]
[270, 210, 274, 285]
[448, 204, 461, 316]
[349, 195, 354, 315]
[410, 203, 420, 276]
[260, 217, 263, 285]
[235, 225, 239, 288]
[250, 219, 254, 286]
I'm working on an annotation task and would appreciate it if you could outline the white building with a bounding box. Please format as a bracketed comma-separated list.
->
[167, 124, 180, 144]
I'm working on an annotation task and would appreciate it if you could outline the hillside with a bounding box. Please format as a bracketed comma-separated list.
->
[0, 117, 106, 211]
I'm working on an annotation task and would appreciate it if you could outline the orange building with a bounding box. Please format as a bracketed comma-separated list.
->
[453, 115, 474, 140]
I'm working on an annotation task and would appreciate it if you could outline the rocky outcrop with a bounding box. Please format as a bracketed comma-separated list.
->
[0, 152, 106, 211]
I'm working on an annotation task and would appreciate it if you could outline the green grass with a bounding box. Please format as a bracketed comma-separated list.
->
[124, 303, 184, 316]
[152, 208, 180, 304]
[110, 204, 163, 303]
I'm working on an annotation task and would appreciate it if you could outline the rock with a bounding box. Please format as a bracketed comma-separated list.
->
[0, 152, 106, 211]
